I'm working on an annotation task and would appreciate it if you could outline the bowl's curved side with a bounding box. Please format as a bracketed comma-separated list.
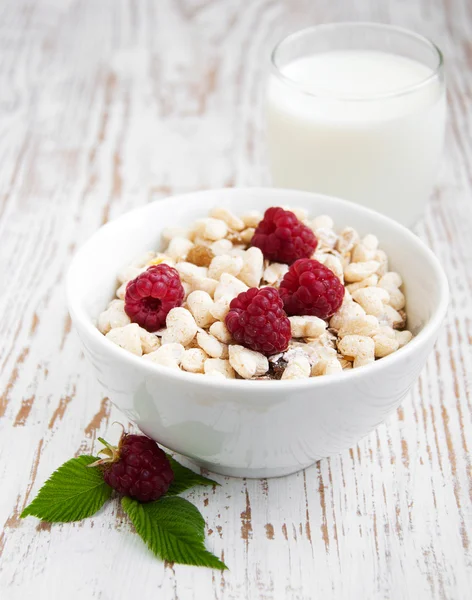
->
[67, 187, 449, 477]
[73, 310, 440, 477]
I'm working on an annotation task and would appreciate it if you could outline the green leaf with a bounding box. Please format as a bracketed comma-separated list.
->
[122, 496, 227, 570]
[21, 455, 113, 523]
[165, 455, 219, 496]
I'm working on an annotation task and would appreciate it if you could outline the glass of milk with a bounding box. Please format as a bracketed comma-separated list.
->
[266, 23, 446, 226]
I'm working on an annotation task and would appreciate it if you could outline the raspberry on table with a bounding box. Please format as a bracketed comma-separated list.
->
[225, 287, 291, 356]
[125, 264, 184, 332]
[279, 258, 345, 320]
[251, 207, 318, 265]
[100, 433, 174, 503]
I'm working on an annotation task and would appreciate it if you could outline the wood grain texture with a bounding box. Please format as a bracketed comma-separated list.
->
[0, 0, 471, 598]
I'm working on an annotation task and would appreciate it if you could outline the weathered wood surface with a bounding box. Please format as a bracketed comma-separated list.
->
[0, 1, 471, 598]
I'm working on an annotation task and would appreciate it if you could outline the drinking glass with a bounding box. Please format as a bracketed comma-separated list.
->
[266, 23, 446, 226]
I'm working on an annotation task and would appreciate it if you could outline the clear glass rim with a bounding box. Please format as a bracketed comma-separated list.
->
[270, 22, 444, 101]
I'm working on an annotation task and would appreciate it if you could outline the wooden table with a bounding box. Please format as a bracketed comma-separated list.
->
[1, 1, 471, 598]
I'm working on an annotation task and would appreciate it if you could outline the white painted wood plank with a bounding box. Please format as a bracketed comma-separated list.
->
[0, 0, 471, 599]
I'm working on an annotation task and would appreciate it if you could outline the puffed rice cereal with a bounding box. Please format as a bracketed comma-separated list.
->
[98, 205, 413, 379]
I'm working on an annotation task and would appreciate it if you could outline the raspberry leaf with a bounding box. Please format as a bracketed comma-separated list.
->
[21, 456, 113, 522]
[122, 496, 227, 570]
[165, 455, 219, 495]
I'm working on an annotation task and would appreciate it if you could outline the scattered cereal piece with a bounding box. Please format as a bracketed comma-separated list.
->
[106, 323, 143, 356]
[241, 211, 263, 228]
[208, 254, 244, 280]
[238, 247, 264, 288]
[210, 295, 232, 321]
[209, 321, 232, 344]
[161, 307, 197, 346]
[143, 343, 185, 368]
[139, 328, 161, 354]
[305, 331, 337, 352]
[363, 234, 379, 250]
[204, 358, 236, 379]
[175, 262, 208, 282]
[282, 355, 311, 380]
[336, 227, 359, 253]
[191, 277, 218, 298]
[344, 260, 381, 283]
[209, 207, 245, 231]
[378, 325, 396, 339]
[352, 287, 390, 317]
[379, 271, 402, 288]
[187, 290, 217, 328]
[378, 272, 405, 310]
[229, 244, 246, 257]
[338, 358, 353, 370]
[192, 236, 212, 247]
[374, 250, 389, 276]
[324, 358, 343, 375]
[166, 237, 194, 261]
[117, 265, 146, 285]
[288, 207, 308, 221]
[296, 340, 335, 366]
[373, 334, 400, 358]
[337, 335, 375, 368]
[197, 331, 228, 359]
[210, 239, 233, 256]
[380, 304, 405, 329]
[338, 315, 380, 338]
[346, 274, 379, 294]
[240, 228, 255, 244]
[329, 295, 366, 330]
[289, 316, 326, 339]
[116, 282, 128, 300]
[182, 281, 193, 299]
[351, 235, 379, 263]
[214, 273, 248, 301]
[193, 218, 228, 241]
[181, 348, 207, 373]
[323, 254, 344, 282]
[228, 345, 268, 379]
[395, 330, 413, 347]
[263, 262, 289, 285]
[314, 227, 337, 249]
[312, 357, 343, 376]
[98, 299, 131, 334]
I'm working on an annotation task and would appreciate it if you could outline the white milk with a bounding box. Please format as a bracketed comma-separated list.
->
[266, 51, 446, 226]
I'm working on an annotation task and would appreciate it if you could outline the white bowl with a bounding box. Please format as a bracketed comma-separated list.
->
[67, 188, 448, 478]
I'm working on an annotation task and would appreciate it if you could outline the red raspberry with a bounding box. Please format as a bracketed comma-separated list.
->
[225, 287, 291, 356]
[251, 207, 318, 265]
[125, 264, 184, 332]
[279, 258, 345, 320]
[101, 434, 174, 503]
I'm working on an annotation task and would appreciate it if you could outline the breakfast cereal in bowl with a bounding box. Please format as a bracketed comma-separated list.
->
[97, 206, 412, 381]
